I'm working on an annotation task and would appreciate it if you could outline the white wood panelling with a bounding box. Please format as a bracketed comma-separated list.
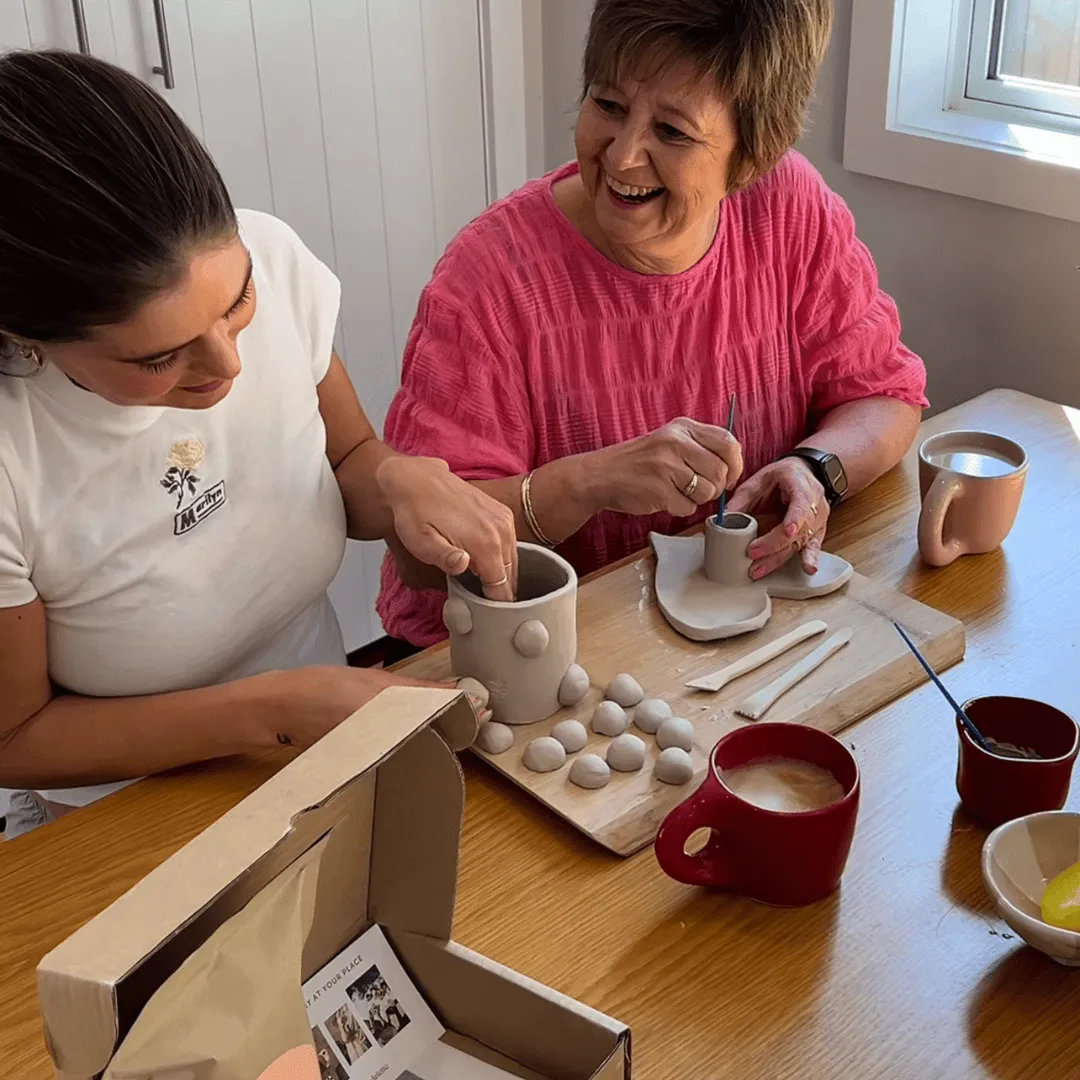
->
[421, 0, 489, 251]
[109, 1, 205, 140]
[366, 0, 440, 365]
[184, 0, 274, 211]
[0, 2, 32, 51]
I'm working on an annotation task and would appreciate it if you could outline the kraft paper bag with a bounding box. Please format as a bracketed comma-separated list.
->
[103, 842, 327, 1080]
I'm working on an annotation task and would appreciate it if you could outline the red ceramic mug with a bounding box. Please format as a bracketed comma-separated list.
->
[956, 696, 1079, 828]
[655, 723, 860, 906]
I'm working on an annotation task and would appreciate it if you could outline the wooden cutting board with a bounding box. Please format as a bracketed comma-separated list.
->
[398, 553, 966, 856]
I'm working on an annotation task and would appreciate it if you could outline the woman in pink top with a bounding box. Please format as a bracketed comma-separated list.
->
[380, 0, 927, 650]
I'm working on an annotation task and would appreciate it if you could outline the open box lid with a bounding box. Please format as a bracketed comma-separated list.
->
[37, 687, 478, 1079]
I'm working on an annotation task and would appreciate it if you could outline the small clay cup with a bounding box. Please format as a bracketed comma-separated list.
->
[918, 431, 1028, 567]
[956, 696, 1079, 828]
[703, 513, 757, 587]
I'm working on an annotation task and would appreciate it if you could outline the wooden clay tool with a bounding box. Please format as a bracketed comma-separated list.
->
[734, 628, 853, 721]
[685, 620, 828, 692]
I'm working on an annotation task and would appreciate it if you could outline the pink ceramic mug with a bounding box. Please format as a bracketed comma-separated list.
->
[918, 431, 1028, 568]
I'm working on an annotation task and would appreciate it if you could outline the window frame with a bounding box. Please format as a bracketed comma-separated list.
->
[964, 0, 1080, 130]
[845, 0, 1080, 224]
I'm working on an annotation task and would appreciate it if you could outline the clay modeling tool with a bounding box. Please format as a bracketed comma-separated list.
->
[734, 627, 853, 721]
[893, 622, 991, 752]
[716, 392, 738, 522]
[685, 620, 828, 692]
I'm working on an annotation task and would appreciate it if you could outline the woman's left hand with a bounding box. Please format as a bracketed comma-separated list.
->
[376, 455, 518, 600]
[726, 458, 830, 579]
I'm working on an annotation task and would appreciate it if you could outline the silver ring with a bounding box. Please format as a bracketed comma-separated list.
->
[682, 473, 699, 499]
[481, 575, 509, 589]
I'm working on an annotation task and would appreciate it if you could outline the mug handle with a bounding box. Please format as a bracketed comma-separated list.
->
[654, 789, 736, 888]
[919, 472, 965, 567]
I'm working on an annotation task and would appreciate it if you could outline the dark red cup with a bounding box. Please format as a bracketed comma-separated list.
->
[956, 696, 1079, 828]
[654, 723, 860, 907]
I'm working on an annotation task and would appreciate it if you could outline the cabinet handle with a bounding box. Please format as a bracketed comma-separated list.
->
[151, 0, 175, 90]
[71, 0, 90, 55]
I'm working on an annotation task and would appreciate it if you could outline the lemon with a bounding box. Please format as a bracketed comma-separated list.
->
[1041, 860, 1080, 931]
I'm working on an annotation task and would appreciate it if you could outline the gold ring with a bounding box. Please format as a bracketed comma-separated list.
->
[482, 575, 509, 589]
[809, 502, 819, 516]
[682, 473, 699, 499]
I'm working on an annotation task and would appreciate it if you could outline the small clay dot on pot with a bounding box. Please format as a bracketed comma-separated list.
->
[443, 597, 473, 636]
[513, 619, 550, 658]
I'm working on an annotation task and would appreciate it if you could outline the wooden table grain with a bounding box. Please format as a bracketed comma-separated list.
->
[2, 389, 1078, 1080]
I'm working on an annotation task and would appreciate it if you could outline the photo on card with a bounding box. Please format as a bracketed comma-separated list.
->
[345, 964, 412, 1048]
[311, 1025, 349, 1080]
[324, 1004, 372, 1066]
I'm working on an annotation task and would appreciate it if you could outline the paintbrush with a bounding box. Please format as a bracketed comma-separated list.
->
[716, 392, 737, 523]
[893, 622, 992, 752]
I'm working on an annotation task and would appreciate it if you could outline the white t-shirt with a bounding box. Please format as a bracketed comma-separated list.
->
[0, 209, 349, 808]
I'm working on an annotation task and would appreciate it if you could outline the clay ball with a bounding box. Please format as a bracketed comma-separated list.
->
[655, 747, 694, 785]
[633, 698, 672, 734]
[656, 716, 695, 753]
[607, 733, 646, 773]
[513, 619, 550, 658]
[475, 721, 513, 755]
[592, 700, 629, 737]
[558, 664, 591, 707]
[551, 719, 588, 754]
[522, 736, 567, 773]
[442, 597, 473, 636]
[607, 673, 645, 708]
[456, 676, 489, 710]
[569, 754, 611, 790]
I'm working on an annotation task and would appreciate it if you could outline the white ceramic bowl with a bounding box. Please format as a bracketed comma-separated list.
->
[982, 810, 1080, 967]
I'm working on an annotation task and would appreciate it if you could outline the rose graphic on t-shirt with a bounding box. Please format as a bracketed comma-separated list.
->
[161, 439, 206, 510]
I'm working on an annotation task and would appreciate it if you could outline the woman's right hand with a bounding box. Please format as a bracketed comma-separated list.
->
[587, 418, 744, 517]
[256, 666, 477, 750]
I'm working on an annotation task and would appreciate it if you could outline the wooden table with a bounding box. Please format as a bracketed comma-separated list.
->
[2, 389, 1078, 1080]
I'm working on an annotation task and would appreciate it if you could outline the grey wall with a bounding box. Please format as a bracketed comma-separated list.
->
[541, 0, 1080, 412]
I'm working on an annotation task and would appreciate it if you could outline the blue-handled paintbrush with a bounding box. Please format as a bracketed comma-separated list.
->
[716, 392, 737, 523]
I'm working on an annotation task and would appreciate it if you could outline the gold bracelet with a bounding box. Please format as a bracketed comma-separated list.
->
[521, 472, 556, 548]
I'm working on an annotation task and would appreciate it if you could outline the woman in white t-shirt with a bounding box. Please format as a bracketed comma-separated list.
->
[0, 52, 518, 837]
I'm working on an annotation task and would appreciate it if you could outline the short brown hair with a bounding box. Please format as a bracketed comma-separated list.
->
[582, 0, 833, 190]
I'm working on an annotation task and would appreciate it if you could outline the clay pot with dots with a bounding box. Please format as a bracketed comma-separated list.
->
[442, 543, 583, 726]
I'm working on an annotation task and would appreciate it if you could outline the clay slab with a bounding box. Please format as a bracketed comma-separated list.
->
[650, 531, 853, 642]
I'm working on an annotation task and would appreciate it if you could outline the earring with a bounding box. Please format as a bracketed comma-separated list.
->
[21, 344, 45, 370]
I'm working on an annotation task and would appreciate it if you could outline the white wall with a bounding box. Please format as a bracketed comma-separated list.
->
[540, 0, 1080, 412]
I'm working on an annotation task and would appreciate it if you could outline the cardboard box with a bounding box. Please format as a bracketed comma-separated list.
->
[37, 688, 630, 1080]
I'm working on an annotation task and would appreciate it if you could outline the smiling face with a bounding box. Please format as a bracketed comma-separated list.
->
[573, 61, 739, 274]
[41, 234, 255, 409]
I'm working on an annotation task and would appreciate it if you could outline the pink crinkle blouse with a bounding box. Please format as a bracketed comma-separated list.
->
[379, 153, 928, 646]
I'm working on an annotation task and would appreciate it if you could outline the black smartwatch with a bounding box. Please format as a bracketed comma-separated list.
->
[781, 448, 849, 507]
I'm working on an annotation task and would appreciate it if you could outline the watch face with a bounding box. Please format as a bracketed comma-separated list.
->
[823, 455, 848, 494]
